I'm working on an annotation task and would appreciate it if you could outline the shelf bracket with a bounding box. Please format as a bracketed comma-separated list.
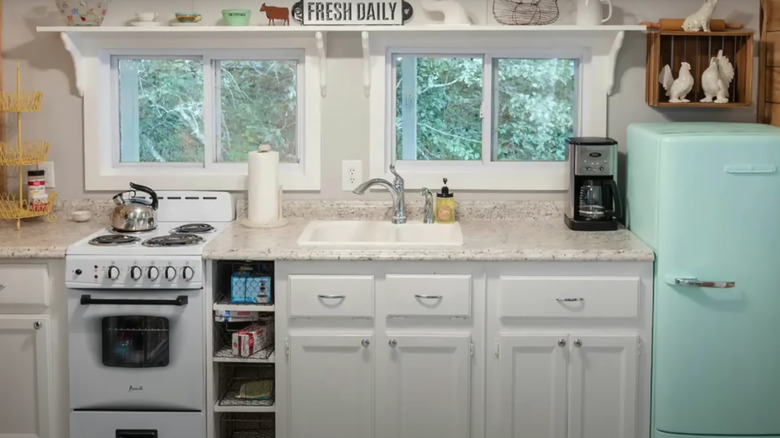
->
[315, 31, 327, 97]
[362, 31, 370, 97]
[606, 30, 625, 96]
[60, 32, 86, 97]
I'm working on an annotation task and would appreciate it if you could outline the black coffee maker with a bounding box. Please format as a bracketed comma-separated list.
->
[564, 137, 622, 231]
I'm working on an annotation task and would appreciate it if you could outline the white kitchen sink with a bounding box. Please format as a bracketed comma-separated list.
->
[297, 220, 464, 247]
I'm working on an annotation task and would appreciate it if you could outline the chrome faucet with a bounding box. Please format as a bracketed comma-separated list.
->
[421, 188, 434, 224]
[353, 164, 406, 224]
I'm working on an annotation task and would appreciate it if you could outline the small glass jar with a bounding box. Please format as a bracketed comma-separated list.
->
[27, 170, 47, 211]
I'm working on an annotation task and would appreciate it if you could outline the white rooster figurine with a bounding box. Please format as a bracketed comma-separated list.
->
[659, 62, 694, 103]
[700, 50, 735, 103]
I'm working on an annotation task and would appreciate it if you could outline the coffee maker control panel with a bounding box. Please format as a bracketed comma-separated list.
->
[574, 145, 615, 176]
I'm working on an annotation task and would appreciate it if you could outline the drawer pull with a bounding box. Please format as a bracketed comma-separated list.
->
[673, 278, 735, 289]
[0, 284, 5, 292]
[556, 297, 584, 302]
[318, 294, 346, 299]
[414, 294, 443, 300]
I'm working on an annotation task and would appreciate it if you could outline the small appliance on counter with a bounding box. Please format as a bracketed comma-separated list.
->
[564, 137, 622, 231]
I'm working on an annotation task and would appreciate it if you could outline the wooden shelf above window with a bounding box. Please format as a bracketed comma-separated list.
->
[646, 30, 754, 108]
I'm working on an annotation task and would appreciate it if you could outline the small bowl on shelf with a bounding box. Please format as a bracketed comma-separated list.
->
[222, 9, 251, 26]
[55, 0, 109, 26]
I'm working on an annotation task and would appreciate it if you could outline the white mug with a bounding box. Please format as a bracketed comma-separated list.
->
[135, 12, 159, 22]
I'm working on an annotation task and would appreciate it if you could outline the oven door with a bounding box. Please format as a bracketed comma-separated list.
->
[68, 288, 204, 411]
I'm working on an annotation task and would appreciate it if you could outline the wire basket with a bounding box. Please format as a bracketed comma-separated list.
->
[0, 192, 58, 220]
[219, 413, 275, 438]
[0, 91, 43, 112]
[0, 141, 50, 166]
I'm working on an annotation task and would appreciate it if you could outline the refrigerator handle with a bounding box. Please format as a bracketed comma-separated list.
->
[667, 277, 736, 288]
[607, 179, 623, 223]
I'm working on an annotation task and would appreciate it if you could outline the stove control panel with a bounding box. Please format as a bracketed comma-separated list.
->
[65, 256, 204, 289]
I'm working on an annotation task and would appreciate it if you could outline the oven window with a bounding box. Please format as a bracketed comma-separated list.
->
[102, 316, 170, 368]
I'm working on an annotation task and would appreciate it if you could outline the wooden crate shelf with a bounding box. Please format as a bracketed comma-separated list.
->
[646, 31, 754, 107]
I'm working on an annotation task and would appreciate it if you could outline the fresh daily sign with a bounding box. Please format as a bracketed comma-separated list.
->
[302, 1, 404, 25]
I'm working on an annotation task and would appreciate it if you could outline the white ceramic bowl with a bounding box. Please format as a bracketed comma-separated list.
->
[70, 210, 93, 222]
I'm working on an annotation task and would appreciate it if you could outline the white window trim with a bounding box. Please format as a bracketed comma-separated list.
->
[83, 36, 321, 191]
[369, 34, 612, 191]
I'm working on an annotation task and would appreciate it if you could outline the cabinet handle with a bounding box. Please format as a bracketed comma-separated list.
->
[558, 338, 567, 347]
[556, 297, 584, 302]
[389, 339, 398, 347]
[318, 294, 346, 299]
[573, 339, 583, 347]
[0, 284, 5, 292]
[361, 338, 370, 347]
[33, 321, 42, 330]
[414, 294, 443, 300]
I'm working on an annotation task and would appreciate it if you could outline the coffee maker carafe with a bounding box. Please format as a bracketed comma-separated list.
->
[564, 137, 622, 231]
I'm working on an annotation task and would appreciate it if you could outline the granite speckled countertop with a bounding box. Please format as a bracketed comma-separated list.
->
[0, 200, 654, 262]
[203, 200, 654, 262]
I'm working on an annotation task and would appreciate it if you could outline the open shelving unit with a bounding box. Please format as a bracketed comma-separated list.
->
[211, 261, 277, 437]
[646, 30, 754, 107]
[0, 63, 57, 229]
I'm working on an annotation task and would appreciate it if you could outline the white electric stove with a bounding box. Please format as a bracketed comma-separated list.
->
[65, 191, 234, 438]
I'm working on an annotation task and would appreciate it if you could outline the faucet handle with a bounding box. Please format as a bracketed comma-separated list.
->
[389, 164, 404, 186]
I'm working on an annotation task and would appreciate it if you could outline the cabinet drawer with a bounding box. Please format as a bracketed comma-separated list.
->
[385, 274, 471, 317]
[498, 276, 640, 318]
[0, 264, 50, 308]
[289, 275, 374, 318]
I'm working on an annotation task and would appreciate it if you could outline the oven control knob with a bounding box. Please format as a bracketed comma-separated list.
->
[148, 266, 160, 281]
[107, 266, 120, 280]
[164, 266, 177, 281]
[182, 266, 195, 282]
[130, 266, 143, 281]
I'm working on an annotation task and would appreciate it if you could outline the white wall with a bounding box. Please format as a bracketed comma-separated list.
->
[2, 0, 761, 200]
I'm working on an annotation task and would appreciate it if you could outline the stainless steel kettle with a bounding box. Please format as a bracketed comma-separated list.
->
[111, 182, 159, 232]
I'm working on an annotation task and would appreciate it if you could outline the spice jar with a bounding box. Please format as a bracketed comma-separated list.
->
[27, 170, 47, 211]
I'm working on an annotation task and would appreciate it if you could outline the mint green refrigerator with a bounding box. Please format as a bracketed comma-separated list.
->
[627, 122, 780, 438]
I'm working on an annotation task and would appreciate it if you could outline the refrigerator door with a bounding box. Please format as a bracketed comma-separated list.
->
[654, 135, 780, 436]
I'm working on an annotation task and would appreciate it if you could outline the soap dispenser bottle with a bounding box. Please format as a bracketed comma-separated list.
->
[436, 178, 456, 224]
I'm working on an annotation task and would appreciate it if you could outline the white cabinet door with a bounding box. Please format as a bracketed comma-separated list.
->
[568, 335, 638, 438]
[492, 335, 568, 438]
[0, 316, 51, 438]
[383, 334, 471, 438]
[289, 334, 374, 438]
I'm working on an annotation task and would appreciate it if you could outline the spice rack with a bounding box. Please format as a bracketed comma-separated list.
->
[0, 63, 57, 229]
[646, 31, 754, 107]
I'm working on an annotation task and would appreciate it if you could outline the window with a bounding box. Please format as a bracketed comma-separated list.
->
[86, 40, 322, 191]
[370, 36, 603, 191]
[392, 53, 578, 164]
[114, 53, 301, 168]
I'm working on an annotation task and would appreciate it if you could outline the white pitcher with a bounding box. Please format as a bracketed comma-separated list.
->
[576, 0, 612, 25]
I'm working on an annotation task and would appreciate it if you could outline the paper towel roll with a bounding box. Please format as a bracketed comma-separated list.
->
[247, 145, 280, 225]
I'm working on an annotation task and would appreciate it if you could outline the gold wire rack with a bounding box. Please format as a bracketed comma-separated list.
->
[0, 192, 57, 221]
[0, 140, 49, 166]
[0, 91, 43, 113]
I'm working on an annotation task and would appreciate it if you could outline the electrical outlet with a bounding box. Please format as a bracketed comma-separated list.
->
[40, 161, 55, 188]
[342, 160, 362, 191]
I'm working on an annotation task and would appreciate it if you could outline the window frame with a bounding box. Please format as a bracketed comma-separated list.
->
[86, 38, 321, 191]
[369, 34, 606, 191]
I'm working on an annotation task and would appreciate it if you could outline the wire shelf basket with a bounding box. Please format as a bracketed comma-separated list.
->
[0, 140, 50, 166]
[0, 91, 43, 113]
[214, 320, 275, 362]
[219, 413, 275, 438]
[0, 192, 58, 221]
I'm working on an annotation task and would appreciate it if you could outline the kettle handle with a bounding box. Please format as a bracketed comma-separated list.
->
[129, 182, 158, 210]
[601, 0, 612, 23]
[607, 179, 623, 223]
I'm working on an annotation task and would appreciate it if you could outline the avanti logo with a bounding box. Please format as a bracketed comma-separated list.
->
[128, 385, 144, 392]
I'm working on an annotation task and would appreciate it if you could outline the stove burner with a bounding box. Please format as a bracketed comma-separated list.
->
[143, 233, 205, 247]
[106, 227, 156, 235]
[171, 223, 215, 234]
[89, 235, 142, 246]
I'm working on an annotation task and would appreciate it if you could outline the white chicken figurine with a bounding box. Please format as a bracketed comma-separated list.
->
[700, 50, 735, 103]
[659, 62, 694, 103]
